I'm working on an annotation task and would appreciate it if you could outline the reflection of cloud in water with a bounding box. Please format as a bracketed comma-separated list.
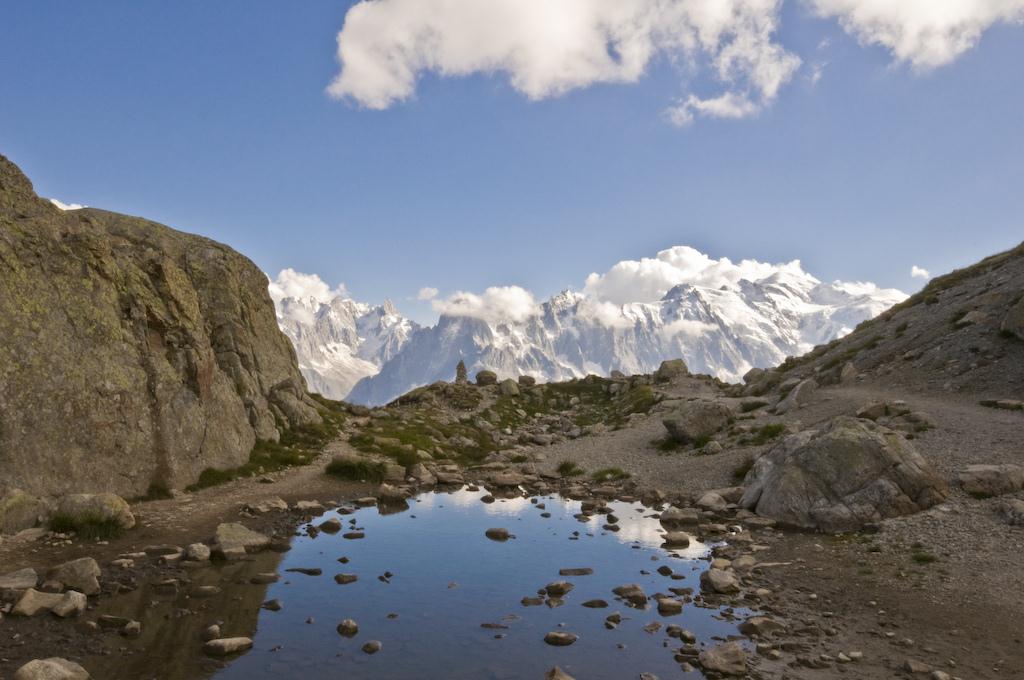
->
[409, 488, 709, 557]
[584, 502, 712, 558]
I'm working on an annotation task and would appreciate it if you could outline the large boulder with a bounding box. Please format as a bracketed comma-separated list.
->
[774, 378, 818, 414]
[14, 658, 90, 680]
[475, 370, 498, 386]
[0, 489, 50, 535]
[958, 464, 1024, 498]
[740, 417, 949, 533]
[0, 154, 321, 499]
[655, 359, 689, 383]
[1001, 298, 1024, 340]
[54, 494, 135, 531]
[498, 378, 520, 397]
[662, 400, 732, 444]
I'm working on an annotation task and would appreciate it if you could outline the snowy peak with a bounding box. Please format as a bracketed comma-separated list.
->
[272, 247, 907, 406]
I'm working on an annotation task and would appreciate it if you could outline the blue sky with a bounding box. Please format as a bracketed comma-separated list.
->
[2, 1, 1022, 323]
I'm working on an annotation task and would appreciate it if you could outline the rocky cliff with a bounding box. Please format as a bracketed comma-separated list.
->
[0, 155, 321, 498]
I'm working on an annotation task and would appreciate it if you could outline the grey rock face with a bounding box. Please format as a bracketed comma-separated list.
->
[774, 378, 818, 414]
[662, 401, 733, 444]
[741, 417, 948, 533]
[0, 155, 320, 499]
[1001, 298, 1024, 339]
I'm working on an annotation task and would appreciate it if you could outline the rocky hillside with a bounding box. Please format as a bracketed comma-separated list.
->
[0, 155, 322, 499]
[743, 241, 1024, 398]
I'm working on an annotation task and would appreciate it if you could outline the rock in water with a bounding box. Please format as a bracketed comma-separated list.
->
[741, 417, 948, 533]
[213, 523, 270, 559]
[662, 401, 732, 444]
[545, 668, 576, 680]
[203, 638, 254, 657]
[14, 658, 90, 680]
[0, 154, 321, 498]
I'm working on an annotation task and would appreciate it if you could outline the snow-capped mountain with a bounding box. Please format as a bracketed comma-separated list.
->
[270, 248, 907, 406]
[345, 275, 904, 405]
[274, 295, 417, 399]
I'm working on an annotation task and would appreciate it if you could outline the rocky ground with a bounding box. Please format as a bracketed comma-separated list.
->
[3, 363, 1022, 679]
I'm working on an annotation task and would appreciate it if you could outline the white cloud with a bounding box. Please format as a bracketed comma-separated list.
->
[416, 286, 439, 301]
[584, 245, 810, 305]
[268, 268, 348, 306]
[807, 61, 827, 85]
[809, 0, 1024, 70]
[49, 198, 85, 211]
[432, 285, 538, 324]
[660, 318, 718, 340]
[911, 265, 931, 279]
[329, 0, 800, 123]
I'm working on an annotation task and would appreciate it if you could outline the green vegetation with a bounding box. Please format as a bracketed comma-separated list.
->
[652, 436, 686, 453]
[591, 467, 631, 483]
[188, 397, 349, 491]
[325, 457, 387, 483]
[49, 513, 125, 540]
[510, 454, 530, 464]
[556, 459, 585, 477]
[739, 399, 769, 413]
[911, 551, 938, 565]
[740, 423, 786, 446]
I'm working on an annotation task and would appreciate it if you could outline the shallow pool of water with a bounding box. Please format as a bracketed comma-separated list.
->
[90, 488, 753, 679]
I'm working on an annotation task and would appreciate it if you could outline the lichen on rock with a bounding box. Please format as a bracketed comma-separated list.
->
[0, 154, 321, 499]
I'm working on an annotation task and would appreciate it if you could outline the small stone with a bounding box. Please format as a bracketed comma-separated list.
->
[545, 668, 576, 680]
[185, 543, 211, 561]
[337, 619, 359, 637]
[544, 631, 579, 646]
[202, 625, 221, 641]
[334, 573, 358, 585]
[319, 518, 343, 533]
[362, 640, 382, 655]
[262, 599, 283, 611]
[657, 598, 683, 615]
[122, 620, 142, 637]
[699, 641, 747, 676]
[485, 528, 511, 541]
[203, 637, 254, 657]
[545, 581, 574, 597]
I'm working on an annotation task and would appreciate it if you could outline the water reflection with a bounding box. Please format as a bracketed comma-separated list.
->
[81, 488, 751, 680]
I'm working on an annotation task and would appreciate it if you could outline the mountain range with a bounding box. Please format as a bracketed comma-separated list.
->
[272, 248, 907, 406]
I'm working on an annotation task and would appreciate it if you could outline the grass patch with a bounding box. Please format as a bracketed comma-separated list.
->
[49, 513, 125, 540]
[652, 436, 686, 453]
[188, 397, 349, 491]
[325, 457, 387, 483]
[739, 400, 769, 413]
[591, 467, 631, 483]
[911, 551, 938, 565]
[556, 460, 585, 477]
[510, 454, 530, 464]
[739, 423, 786, 446]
